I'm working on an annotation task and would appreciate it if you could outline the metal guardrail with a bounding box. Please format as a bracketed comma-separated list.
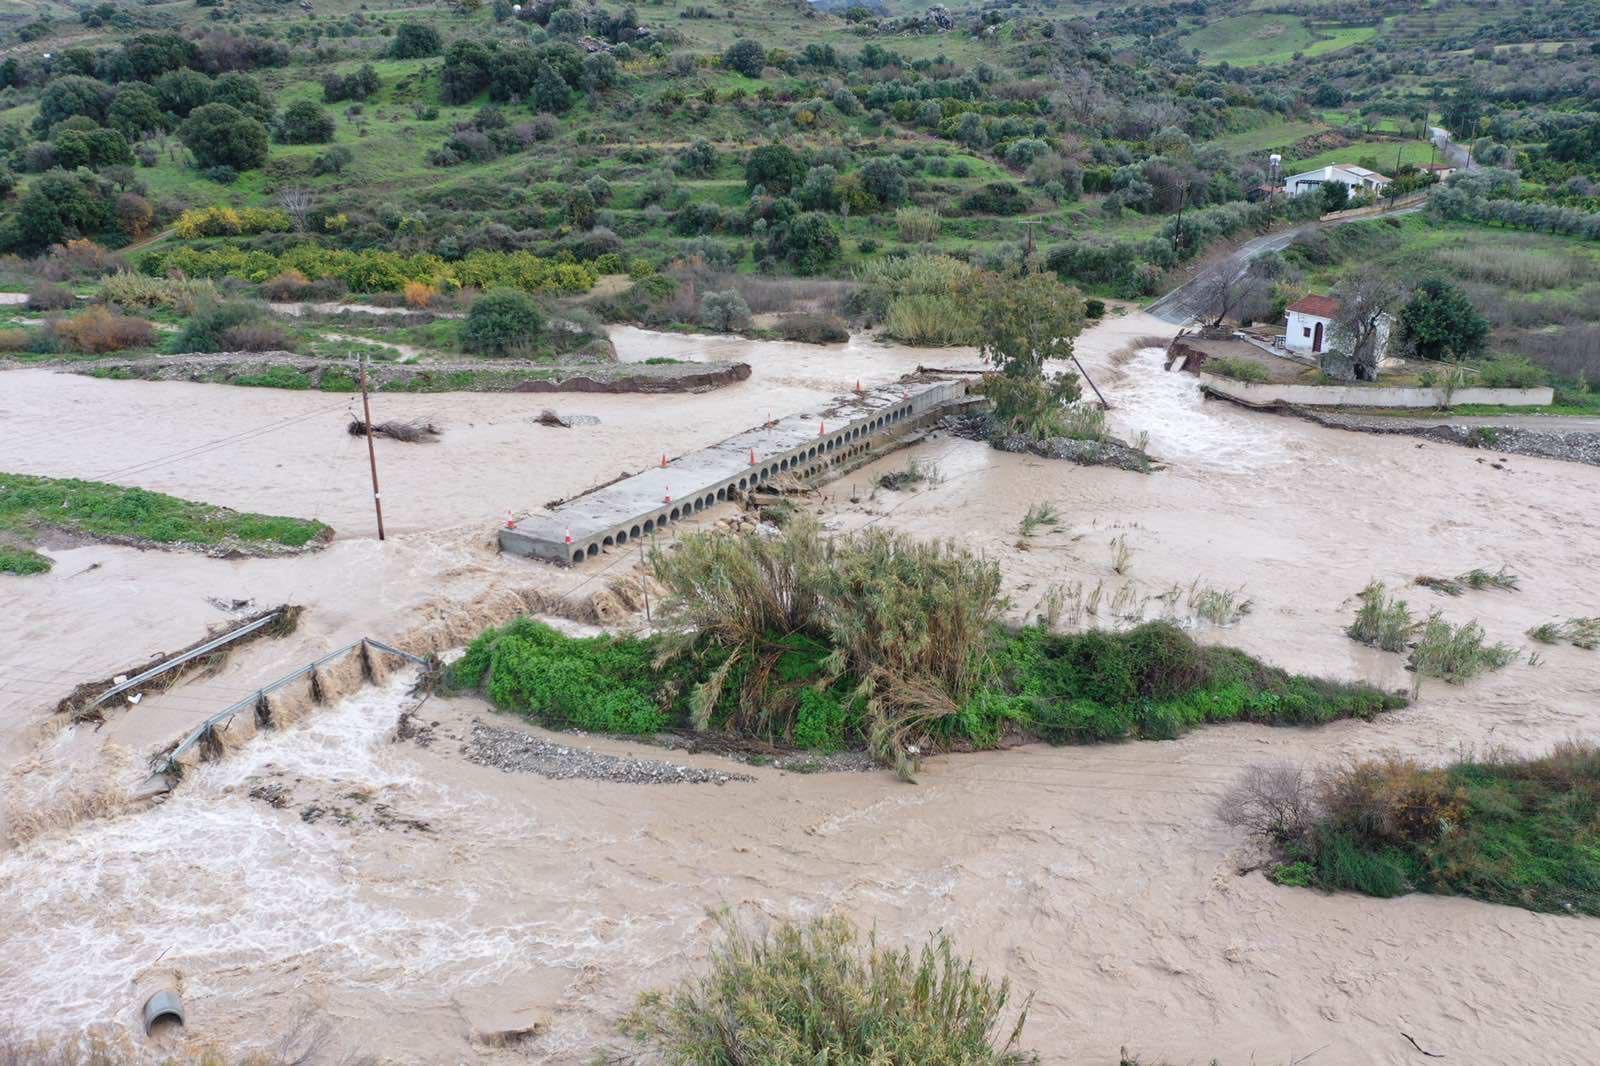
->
[162, 637, 428, 764]
[89, 611, 286, 712]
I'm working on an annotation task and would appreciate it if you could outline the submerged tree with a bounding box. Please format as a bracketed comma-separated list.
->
[972, 269, 1086, 438]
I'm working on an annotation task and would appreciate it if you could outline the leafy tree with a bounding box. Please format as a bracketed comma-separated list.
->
[1398, 278, 1488, 363]
[532, 61, 571, 113]
[277, 100, 335, 144]
[700, 289, 751, 332]
[972, 269, 1086, 438]
[390, 23, 442, 59]
[723, 39, 766, 78]
[744, 142, 804, 194]
[211, 73, 273, 125]
[567, 187, 596, 229]
[179, 103, 270, 171]
[462, 288, 544, 355]
[441, 40, 494, 104]
[676, 138, 717, 177]
[859, 157, 908, 209]
[52, 127, 132, 169]
[107, 86, 166, 138]
[119, 32, 198, 80]
[1320, 180, 1349, 214]
[12, 172, 111, 252]
[34, 76, 112, 133]
[1330, 273, 1405, 381]
[581, 52, 619, 92]
[796, 165, 839, 211]
[153, 68, 213, 118]
[767, 212, 839, 274]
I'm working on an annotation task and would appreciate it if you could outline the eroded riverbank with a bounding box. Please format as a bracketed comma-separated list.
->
[3, 313, 1598, 1064]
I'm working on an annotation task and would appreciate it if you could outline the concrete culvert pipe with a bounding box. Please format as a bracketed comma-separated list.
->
[143, 989, 185, 1035]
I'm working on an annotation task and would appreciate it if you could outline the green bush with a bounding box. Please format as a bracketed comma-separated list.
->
[0, 547, 51, 575]
[1205, 357, 1270, 383]
[179, 102, 269, 171]
[451, 618, 667, 733]
[1475, 355, 1548, 389]
[461, 288, 544, 355]
[171, 300, 272, 353]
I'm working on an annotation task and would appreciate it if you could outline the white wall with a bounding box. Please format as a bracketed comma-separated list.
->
[1199, 375, 1555, 409]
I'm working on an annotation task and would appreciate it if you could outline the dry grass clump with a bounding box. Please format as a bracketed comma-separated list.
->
[1188, 582, 1252, 626]
[49, 307, 156, 354]
[619, 912, 1035, 1064]
[776, 311, 849, 343]
[221, 321, 295, 352]
[1018, 500, 1061, 538]
[1346, 581, 1415, 652]
[259, 269, 312, 302]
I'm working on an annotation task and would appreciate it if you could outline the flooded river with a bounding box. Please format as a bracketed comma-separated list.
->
[2, 313, 1599, 1064]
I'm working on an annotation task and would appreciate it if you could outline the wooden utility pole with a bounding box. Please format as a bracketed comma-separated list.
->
[358, 353, 386, 541]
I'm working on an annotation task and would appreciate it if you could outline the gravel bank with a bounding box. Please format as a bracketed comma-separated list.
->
[463, 720, 754, 785]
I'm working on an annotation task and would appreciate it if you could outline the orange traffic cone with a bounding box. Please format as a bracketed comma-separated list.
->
[749, 448, 757, 465]
[660, 453, 668, 468]
[664, 484, 672, 503]
[504, 510, 515, 529]
[563, 528, 573, 544]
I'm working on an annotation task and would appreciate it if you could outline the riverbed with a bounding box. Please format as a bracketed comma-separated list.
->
[2, 312, 1597, 1064]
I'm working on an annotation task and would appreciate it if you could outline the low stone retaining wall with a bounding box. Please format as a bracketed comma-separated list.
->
[1199, 373, 1553, 409]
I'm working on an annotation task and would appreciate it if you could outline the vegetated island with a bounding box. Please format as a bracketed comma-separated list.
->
[0, 472, 332, 574]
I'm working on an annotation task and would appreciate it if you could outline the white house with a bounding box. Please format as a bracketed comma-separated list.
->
[1284, 163, 1391, 198]
[1284, 294, 1392, 363]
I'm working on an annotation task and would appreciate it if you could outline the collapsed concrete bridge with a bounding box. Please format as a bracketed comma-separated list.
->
[500, 378, 969, 565]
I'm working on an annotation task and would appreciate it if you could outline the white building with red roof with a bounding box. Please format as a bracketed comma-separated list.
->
[1284, 293, 1392, 361]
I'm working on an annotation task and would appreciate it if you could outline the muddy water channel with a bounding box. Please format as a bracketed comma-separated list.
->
[3, 314, 1599, 1064]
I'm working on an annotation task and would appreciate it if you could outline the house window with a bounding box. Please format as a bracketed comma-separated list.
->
[1302, 327, 1311, 338]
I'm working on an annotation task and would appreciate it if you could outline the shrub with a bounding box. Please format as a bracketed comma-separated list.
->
[1476, 355, 1548, 389]
[259, 269, 312, 301]
[390, 22, 442, 59]
[1217, 762, 1317, 843]
[619, 913, 1035, 1064]
[699, 288, 751, 332]
[173, 206, 293, 239]
[451, 617, 665, 733]
[25, 283, 77, 311]
[50, 306, 155, 353]
[220, 320, 293, 352]
[778, 312, 848, 343]
[402, 280, 436, 309]
[461, 288, 544, 355]
[172, 299, 275, 353]
[277, 100, 336, 144]
[1084, 298, 1105, 319]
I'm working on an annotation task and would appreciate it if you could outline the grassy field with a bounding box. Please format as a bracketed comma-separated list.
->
[1179, 14, 1377, 67]
[1288, 140, 1440, 172]
[0, 472, 331, 572]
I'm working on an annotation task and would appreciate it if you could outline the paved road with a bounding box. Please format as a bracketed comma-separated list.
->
[1429, 126, 1474, 171]
[1145, 202, 1423, 325]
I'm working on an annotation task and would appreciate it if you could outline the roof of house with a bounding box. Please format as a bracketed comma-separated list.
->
[1287, 295, 1341, 318]
[1285, 163, 1391, 185]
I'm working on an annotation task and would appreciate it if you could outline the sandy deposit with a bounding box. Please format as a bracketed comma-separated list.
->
[2, 313, 1599, 1064]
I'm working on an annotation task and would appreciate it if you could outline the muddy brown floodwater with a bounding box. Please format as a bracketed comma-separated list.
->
[2, 313, 1598, 1064]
